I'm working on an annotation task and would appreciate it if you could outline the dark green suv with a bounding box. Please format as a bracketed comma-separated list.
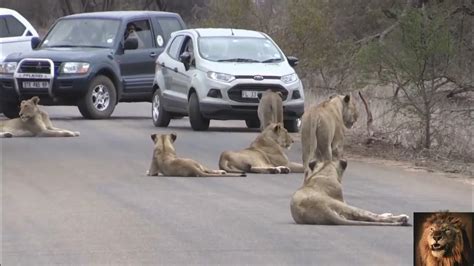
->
[0, 11, 185, 119]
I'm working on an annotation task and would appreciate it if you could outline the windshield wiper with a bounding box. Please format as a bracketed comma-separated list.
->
[46, 45, 108, 48]
[261, 58, 282, 63]
[46, 45, 79, 48]
[217, 58, 260, 63]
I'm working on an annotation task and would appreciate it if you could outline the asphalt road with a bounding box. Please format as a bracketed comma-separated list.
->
[1, 103, 473, 265]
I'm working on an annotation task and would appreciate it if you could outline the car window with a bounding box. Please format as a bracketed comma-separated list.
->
[124, 20, 154, 49]
[5, 15, 26, 37]
[156, 17, 183, 43]
[167, 35, 184, 60]
[0, 16, 8, 38]
[42, 18, 120, 48]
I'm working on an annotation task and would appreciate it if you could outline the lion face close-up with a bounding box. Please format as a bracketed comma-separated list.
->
[19, 96, 40, 121]
[418, 212, 471, 266]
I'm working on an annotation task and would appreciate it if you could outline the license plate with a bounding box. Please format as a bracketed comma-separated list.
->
[23, 81, 49, 89]
[242, 90, 260, 98]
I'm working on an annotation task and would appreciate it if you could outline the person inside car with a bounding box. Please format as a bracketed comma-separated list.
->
[124, 22, 144, 49]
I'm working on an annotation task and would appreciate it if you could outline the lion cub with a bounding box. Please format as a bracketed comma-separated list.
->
[257, 90, 283, 131]
[0, 96, 80, 138]
[300, 94, 358, 173]
[147, 133, 246, 177]
[290, 159, 409, 225]
[219, 123, 304, 174]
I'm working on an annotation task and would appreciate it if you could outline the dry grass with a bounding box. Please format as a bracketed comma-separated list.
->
[302, 86, 474, 177]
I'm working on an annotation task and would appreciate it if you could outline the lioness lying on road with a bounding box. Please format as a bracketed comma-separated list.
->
[147, 133, 246, 177]
[219, 123, 304, 174]
[0, 96, 80, 138]
[301, 94, 358, 174]
[257, 89, 283, 131]
[290, 160, 409, 225]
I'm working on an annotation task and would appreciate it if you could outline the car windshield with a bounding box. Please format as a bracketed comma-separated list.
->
[41, 18, 120, 48]
[198, 37, 283, 63]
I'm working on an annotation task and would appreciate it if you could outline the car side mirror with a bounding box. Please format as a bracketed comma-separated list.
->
[179, 51, 192, 71]
[31, 37, 41, 49]
[124, 38, 138, 50]
[287, 56, 299, 67]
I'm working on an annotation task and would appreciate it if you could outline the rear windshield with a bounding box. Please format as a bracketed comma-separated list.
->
[41, 18, 121, 48]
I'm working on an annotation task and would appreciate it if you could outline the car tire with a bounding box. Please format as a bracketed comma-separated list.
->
[2, 102, 20, 118]
[245, 119, 260, 129]
[188, 92, 209, 131]
[284, 119, 299, 133]
[152, 89, 171, 127]
[78, 75, 117, 119]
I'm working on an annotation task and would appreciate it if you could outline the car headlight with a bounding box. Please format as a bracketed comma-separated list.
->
[60, 62, 90, 74]
[207, 71, 235, 83]
[0, 62, 18, 74]
[281, 73, 298, 84]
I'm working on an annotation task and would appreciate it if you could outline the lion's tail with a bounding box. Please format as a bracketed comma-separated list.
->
[302, 114, 319, 170]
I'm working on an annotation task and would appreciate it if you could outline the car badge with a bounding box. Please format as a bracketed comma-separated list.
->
[253, 75, 264, 81]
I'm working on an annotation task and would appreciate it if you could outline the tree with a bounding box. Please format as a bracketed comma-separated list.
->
[357, 5, 471, 149]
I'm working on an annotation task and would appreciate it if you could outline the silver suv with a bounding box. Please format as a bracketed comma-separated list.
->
[152, 28, 304, 131]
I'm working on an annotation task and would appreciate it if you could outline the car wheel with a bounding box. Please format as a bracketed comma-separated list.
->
[188, 92, 210, 131]
[245, 119, 260, 129]
[284, 119, 299, 133]
[152, 89, 171, 127]
[78, 75, 117, 119]
[2, 101, 20, 118]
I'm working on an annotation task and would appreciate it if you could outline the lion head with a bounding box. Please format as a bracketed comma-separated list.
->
[419, 212, 471, 266]
[19, 96, 40, 121]
[151, 132, 177, 156]
[261, 123, 293, 149]
[340, 94, 359, 129]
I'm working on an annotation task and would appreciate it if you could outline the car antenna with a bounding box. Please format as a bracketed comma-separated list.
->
[231, 28, 235, 36]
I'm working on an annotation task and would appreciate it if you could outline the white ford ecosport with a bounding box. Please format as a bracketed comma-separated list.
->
[152, 28, 304, 131]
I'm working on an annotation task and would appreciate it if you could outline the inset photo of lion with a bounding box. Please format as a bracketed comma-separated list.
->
[414, 212, 473, 266]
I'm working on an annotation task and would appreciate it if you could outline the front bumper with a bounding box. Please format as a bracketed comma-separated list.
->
[200, 100, 304, 120]
[0, 73, 91, 105]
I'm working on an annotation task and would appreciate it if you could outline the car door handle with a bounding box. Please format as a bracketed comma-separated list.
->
[173, 67, 178, 73]
[150, 52, 157, 57]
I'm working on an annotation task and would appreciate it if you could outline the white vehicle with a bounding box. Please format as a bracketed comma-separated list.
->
[0, 8, 39, 62]
[152, 28, 304, 131]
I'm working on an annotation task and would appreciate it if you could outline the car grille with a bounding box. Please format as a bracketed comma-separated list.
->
[227, 84, 288, 103]
[18, 60, 60, 74]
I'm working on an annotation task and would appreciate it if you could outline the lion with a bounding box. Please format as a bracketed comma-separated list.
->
[218, 123, 304, 174]
[290, 159, 409, 225]
[0, 96, 80, 138]
[418, 212, 471, 266]
[257, 89, 283, 131]
[300, 94, 359, 175]
[147, 132, 246, 177]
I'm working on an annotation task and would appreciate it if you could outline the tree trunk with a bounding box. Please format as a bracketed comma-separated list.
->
[424, 112, 431, 149]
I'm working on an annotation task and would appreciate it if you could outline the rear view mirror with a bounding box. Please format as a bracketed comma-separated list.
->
[287, 56, 299, 67]
[31, 37, 41, 49]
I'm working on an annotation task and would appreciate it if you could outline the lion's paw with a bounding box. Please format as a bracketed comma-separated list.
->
[269, 168, 280, 174]
[277, 166, 290, 174]
[398, 214, 409, 225]
[74, 131, 80, 137]
[2, 132, 13, 138]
